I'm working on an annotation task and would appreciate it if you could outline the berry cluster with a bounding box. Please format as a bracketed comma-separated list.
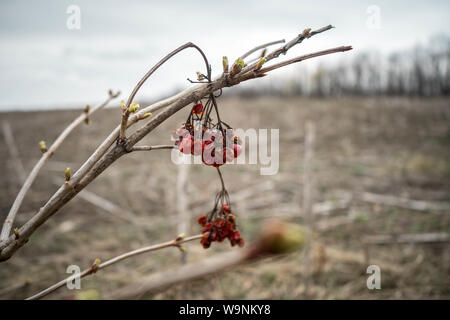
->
[197, 204, 244, 249]
[172, 97, 242, 167]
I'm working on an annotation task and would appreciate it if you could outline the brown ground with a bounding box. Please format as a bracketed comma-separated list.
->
[0, 96, 449, 299]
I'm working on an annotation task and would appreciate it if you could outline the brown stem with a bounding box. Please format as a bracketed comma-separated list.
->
[119, 42, 212, 141]
[26, 234, 202, 300]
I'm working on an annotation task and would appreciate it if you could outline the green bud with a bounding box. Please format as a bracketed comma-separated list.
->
[65, 167, 71, 181]
[127, 102, 139, 113]
[39, 141, 47, 153]
[254, 57, 267, 71]
[230, 58, 245, 78]
[222, 56, 229, 73]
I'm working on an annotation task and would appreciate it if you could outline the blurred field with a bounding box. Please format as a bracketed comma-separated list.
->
[0, 96, 449, 299]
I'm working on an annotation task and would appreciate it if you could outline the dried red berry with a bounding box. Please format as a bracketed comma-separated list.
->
[192, 103, 204, 114]
[197, 215, 207, 227]
[226, 213, 235, 225]
[233, 144, 242, 158]
[222, 204, 231, 213]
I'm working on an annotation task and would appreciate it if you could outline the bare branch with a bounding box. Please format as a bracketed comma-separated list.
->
[131, 145, 174, 151]
[239, 39, 285, 60]
[363, 233, 450, 245]
[26, 234, 202, 300]
[0, 90, 120, 242]
[241, 25, 334, 74]
[107, 219, 307, 299]
[257, 46, 353, 74]
[119, 42, 212, 141]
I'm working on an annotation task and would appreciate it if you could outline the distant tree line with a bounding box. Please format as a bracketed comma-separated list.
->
[234, 35, 450, 97]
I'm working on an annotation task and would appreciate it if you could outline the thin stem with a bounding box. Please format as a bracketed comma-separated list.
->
[119, 42, 211, 141]
[257, 46, 353, 74]
[26, 234, 202, 300]
[241, 25, 334, 75]
[131, 145, 174, 151]
[216, 167, 226, 192]
[0, 91, 119, 242]
[239, 39, 285, 60]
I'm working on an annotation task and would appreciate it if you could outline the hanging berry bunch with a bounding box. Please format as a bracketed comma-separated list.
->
[172, 93, 242, 167]
[197, 187, 244, 249]
[172, 71, 244, 249]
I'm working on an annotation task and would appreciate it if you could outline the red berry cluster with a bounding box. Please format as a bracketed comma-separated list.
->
[197, 204, 244, 249]
[172, 124, 242, 167]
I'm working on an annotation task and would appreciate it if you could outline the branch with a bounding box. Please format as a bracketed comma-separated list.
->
[26, 234, 202, 300]
[363, 232, 450, 245]
[119, 42, 212, 141]
[239, 39, 285, 60]
[257, 46, 353, 74]
[358, 191, 450, 212]
[131, 145, 174, 151]
[0, 26, 352, 261]
[107, 219, 307, 299]
[0, 90, 120, 242]
[240, 25, 334, 74]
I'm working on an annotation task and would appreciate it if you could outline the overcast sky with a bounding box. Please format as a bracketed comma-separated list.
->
[1, 0, 449, 110]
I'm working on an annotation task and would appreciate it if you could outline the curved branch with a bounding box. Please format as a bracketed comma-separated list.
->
[119, 42, 211, 141]
[26, 234, 202, 300]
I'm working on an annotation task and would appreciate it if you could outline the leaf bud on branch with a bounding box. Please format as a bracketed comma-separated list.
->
[39, 141, 47, 153]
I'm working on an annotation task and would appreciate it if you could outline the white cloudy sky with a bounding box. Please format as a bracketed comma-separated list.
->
[0, 0, 449, 110]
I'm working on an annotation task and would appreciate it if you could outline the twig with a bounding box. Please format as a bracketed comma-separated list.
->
[119, 42, 211, 141]
[131, 145, 174, 151]
[257, 46, 353, 74]
[363, 233, 450, 245]
[26, 234, 202, 300]
[241, 25, 334, 74]
[106, 219, 307, 299]
[0, 26, 351, 261]
[0, 91, 119, 242]
[239, 39, 285, 60]
[2, 122, 27, 183]
[108, 249, 248, 299]
[358, 192, 450, 212]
